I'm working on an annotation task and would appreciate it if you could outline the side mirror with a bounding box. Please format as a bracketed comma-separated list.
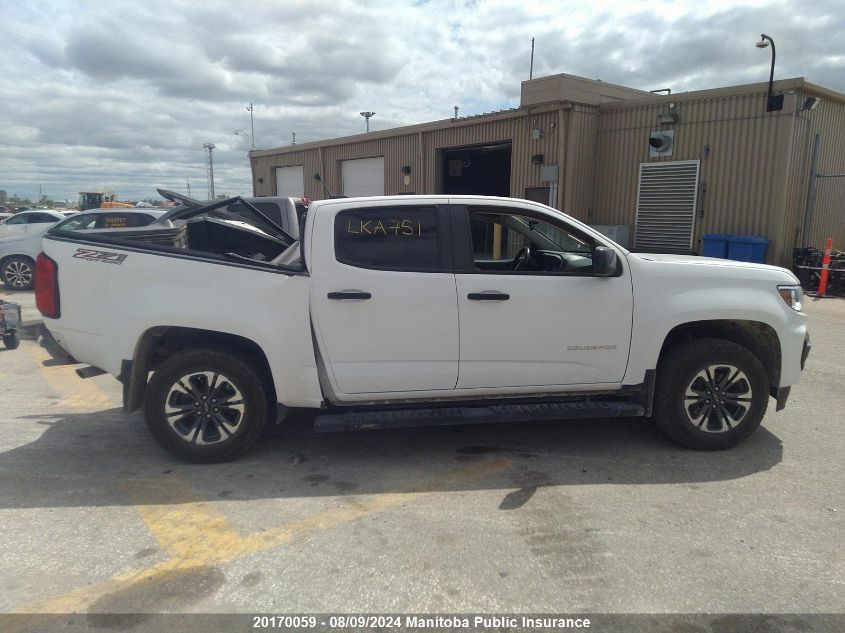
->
[593, 246, 619, 277]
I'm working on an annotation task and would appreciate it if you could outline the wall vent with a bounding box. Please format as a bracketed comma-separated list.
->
[634, 160, 700, 253]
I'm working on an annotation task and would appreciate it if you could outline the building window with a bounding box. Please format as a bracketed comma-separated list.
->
[335, 206, 440, 271]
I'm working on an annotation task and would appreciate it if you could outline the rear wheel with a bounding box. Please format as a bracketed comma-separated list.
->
[654, 338, 768, 450]
[1, 256, 35, 291]
[144, 348, 269, 462]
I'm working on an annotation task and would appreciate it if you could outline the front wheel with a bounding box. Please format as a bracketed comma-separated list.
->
[654, 338, 769, 450]
[144, 348, 269, 462]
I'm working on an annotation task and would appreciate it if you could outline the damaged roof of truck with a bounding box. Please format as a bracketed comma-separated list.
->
[46, 194, 303, 273]
[155, 191, 296, 244]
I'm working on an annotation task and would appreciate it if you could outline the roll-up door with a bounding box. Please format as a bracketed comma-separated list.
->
[275, 166, 304, 197]
[342, 157, 384, 197]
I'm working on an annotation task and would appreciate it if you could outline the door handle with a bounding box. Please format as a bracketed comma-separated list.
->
[467, 292, 510, 301]
[327, 290, 372, 300]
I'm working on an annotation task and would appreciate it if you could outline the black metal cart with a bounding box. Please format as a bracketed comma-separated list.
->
[793, 247, 845, 296]
[0, 299, 22, 349]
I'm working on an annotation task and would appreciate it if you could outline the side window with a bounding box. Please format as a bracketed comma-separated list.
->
[32, 213, 59, 223]
[4, 215, 27, 225]
[335, 206, 439, 271]
[55, 214, 97, 231]
[467, 207, 594, 274]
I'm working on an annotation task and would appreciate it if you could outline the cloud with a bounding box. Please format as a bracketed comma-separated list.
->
[0, 0, 843, 202]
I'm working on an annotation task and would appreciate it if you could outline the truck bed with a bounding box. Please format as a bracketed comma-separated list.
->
[48, 216, 301, 271]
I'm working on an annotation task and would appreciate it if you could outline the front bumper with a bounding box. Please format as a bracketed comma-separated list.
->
[774, 333, 811, 411]
[801, 333, 811, 370]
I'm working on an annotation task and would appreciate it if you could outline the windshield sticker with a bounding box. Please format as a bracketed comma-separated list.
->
[72, 248, 128, 265]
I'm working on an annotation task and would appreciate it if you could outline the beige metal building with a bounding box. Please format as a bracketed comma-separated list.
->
[250, 73, 845, 265]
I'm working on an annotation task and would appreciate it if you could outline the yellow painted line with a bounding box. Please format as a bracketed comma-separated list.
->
[25, 344, 113, 410]
[120, 475, 252, 564]
[10, 456, 512, 628]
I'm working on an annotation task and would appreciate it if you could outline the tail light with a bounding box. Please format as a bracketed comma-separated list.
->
[35, 253, 60, 318]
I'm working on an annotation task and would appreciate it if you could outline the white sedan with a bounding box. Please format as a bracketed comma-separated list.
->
[0, 210, 68, 239]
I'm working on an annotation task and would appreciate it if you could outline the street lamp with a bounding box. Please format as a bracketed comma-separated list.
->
[756, 34, 783, 112]
[246, 102, 255, 146]
[234, 129, 254, 149]
[360, 111, 375, 132]
[203, 142, 216, 199]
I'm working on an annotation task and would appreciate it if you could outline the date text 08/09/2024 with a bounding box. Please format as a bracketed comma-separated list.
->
[252, 615, 592, 629]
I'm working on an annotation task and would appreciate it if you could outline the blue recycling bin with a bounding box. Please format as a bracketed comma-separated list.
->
[727, 236, 769, 263]
[702, 234, 731, 258]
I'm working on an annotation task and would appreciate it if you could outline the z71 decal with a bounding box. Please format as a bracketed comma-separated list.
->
[72, 248, 128, 265]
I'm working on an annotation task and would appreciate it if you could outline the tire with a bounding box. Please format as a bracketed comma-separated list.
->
[143, 347, 269, 462]
[2, 332, 20, 350]
[654, 338, 768, 450]
[1, 256, 35, 291]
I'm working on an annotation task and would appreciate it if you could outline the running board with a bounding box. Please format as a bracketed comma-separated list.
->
[314, 400, 645, 433]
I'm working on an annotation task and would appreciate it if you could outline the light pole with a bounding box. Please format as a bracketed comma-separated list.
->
[755, 34, 783, 112]
[203, 142, 216, 199]
[247, 102, 255, 147]
[360, 111, 375, 132]
[234, 129, 254, 149]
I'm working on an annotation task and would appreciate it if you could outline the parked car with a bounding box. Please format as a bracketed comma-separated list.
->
[37, 195, 809, 462]
[0, 208, 165, 290]
[0, 210, 67, 239]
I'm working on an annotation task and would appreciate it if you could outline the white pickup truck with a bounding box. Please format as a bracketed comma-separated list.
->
[37, 195, 810, 462]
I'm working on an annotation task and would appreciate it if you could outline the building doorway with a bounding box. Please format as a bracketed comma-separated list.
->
[440, 142, 512, 196]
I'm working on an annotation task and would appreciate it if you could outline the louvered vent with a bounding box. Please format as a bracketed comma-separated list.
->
[634, 160, 700, 253]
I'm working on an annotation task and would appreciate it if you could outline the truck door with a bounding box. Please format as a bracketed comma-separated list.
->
[310, 200, 458, 395]
[452, 202, 633, 390]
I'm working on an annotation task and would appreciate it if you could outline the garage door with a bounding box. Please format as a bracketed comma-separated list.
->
[275, 166, 304, 197]
[342, 157, 384, 197]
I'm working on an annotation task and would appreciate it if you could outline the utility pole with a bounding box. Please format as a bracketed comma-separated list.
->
[247, 102, 255, 148]
[360, 111, 375, 132]
[530, 37, 535, 80]
[203, 142, 216, 199]
[186, 176, 191, 199]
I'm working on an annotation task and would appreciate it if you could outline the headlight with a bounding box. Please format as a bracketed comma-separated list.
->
[778, 285, 803, 311]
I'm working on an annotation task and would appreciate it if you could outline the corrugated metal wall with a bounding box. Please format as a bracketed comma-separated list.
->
[595, 91, 801, 263]
[801, 95, 845, 250]
[250, 106, 594, 214]
[563, 106, 599, 221]
[250, 149, 323, 200]
[250, 84, 845, 265]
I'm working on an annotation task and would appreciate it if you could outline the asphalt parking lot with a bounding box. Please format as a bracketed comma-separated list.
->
[1, 287, 843, 631]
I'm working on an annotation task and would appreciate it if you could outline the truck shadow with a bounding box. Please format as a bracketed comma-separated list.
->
[0, 406, 784, 511]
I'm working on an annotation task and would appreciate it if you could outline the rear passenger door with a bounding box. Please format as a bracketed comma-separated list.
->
[310, 200, 458, 397]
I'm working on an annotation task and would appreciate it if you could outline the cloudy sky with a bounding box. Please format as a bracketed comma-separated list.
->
[1, 0, 843, 203]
